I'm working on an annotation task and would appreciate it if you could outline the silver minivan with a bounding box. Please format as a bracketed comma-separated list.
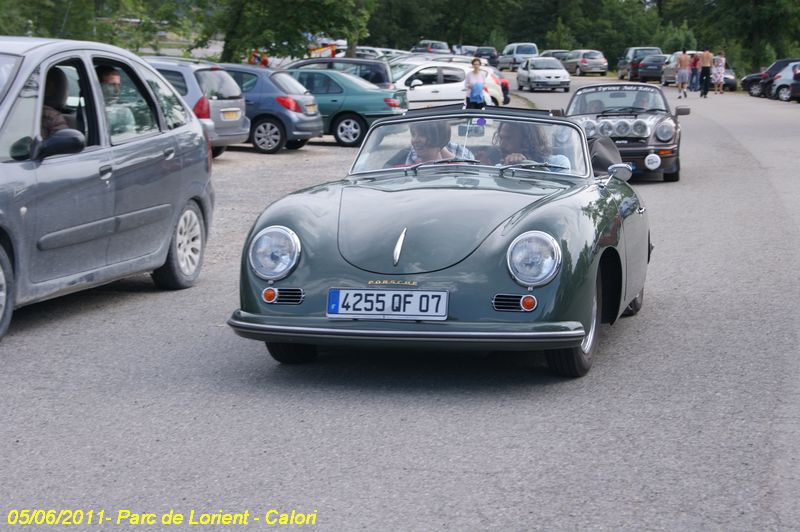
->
[144, 57, 250, 158]
[498, 42, 539, 71]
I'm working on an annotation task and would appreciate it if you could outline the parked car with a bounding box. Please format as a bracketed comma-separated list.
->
[285, 69, 406, 146]
[516, 57, 570, 92]
[144, 56, 249, 158]
[377, 48, 411, 61]
[661, 50, 698, 86]
[498, 42, 539, 71]
[410, 40, 451, 54]
[722, 65, 738, 91]
[474, 46, 499, 67]
[460, 45, 478, 56]
[539, 49, 570, 62]
[0, 37, 215, 340]
[391, 61, 502, 108]
[228, 107, 650, 378]
[283, 57, 394, 89]
[562, 49, 608, 76]
[565, 83, 689, 181]
[617, 47, 663, 81]
[636, 54, 670, 82]
[767, 61, 800, 101]
[745, 58, 800, 97]
[221, 64, 323, 153]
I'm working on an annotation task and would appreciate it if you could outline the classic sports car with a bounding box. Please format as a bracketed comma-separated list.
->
[228, 107, 651, 377]
[565, 83, 689, 182]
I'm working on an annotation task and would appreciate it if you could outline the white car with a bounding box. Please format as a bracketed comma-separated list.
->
[516, 57, 571, 92]
[392, 60, 503, 108]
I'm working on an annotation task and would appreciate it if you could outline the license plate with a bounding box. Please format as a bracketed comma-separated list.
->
[326, 289, 448, 320]
[222, 110, 240, 120]
[306, 103, 317, 114]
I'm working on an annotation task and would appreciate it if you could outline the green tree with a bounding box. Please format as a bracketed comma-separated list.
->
[545, 17, 576, 50]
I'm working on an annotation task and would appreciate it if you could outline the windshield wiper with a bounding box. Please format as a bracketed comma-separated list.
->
[406, 157, 480, 175]
[499, 160, 570, 176]
[599, 106, 647, 114]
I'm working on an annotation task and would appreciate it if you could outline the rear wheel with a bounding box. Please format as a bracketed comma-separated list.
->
[545, 274, 601, 378]
[252, 117, 286, 153]
[777, 86, 791, 102]
[285, 139, 309, 150]
[266, 342, 318, 364]
[748, 83, 762, 97]
[332, 114, 366, 147]
[0, 246, 14, 341]
[152, 201, 205, 289]
[576, 66, 583, 76]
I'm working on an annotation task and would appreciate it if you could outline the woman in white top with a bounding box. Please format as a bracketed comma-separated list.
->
[464, 58, 486, 109]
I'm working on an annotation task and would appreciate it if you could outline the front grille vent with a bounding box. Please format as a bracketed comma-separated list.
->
[276, 288, 305, 305]
[492, 294, 524, 312]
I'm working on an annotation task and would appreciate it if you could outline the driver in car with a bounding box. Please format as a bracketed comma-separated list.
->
[477, 121, 571, 171]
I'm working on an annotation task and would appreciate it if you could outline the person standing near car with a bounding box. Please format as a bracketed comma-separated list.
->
[699, 46, 713, 98]
[712, 50, 725, 94]
[676, 49, 690, 99]
[689, 52, 700, 91]
[464, 58, 486, 109]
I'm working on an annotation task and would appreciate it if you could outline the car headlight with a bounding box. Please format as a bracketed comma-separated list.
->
[632, 119, 649, 137]
[598, 120, 614, 136]
[507, 231, 561, 287]
[249, 225, 301, 281]
[615, 120, 631, 136]
[655, 121, 676, 142]
[583, 120, 597, 138]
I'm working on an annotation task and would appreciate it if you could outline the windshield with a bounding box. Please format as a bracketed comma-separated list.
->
[634, 49, 661, 59]
[195, 69, 242, 99]
[0, 54, 20, 100]
[517, 45, 538, 55]
[566, 85, 667, 115]
[351, 115, 588, 177]
[531, 58, 563, 70]
[390, 61, 417, 81]
[584, 51, 603, 59]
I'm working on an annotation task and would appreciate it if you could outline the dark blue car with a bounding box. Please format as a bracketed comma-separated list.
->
[221, 64, 323, 153]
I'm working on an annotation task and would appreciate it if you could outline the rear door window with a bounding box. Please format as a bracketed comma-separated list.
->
[271, 72, 308, 94]
[139, 67, 189, 130]
[406, 67, 438, 86]
[441, 68, 465, 84]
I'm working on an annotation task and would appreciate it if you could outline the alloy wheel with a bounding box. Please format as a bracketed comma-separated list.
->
[336, 118, 362, 144]
[176, 209, 203, 276]
[254, 121, 282, 151]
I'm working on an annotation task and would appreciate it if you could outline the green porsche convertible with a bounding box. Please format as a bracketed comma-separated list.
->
[228, 107, 650, 377]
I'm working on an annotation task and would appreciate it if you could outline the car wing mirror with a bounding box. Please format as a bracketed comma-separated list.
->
[31, 129, 85, 161]
[409, 79, 423, 89]
[675, 106, 690, 117]
[605, 163, 632, 185]
[10, 136, 33, 161]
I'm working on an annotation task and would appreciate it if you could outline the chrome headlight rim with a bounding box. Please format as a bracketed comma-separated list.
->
[598, 120, 614, 137]
[655, 121, 676, 142]
[248, 225, 301, 281]
[632, 119, 649, 137]
[582, 119, 597, 138]
[615, 119, 632, 136]
[506, 231, 562, 288]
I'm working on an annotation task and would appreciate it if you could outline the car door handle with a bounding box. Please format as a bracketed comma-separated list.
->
[164, 147, 175, 160]
[431, 90, 439, 93]
[99, 165, 113, 180]
[330, 99, 338, 102]
[245, 99, 254, 104]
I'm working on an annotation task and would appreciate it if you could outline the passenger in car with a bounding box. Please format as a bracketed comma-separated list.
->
[405, 121, 474, 164]
[480, 120, 570, 170]
[96, 65, 136, 137]
[41, 68, 69, 139]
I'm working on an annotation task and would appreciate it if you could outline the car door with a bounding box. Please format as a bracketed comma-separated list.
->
[293, 71, 343, 130]
[402, 66, 440, 109]
[227, 68, 260, 119]
[16, 56, 116, 284]
[518, 60, 529, 85]
[438, 67, 467, 105]
[92, 56, 182, 265]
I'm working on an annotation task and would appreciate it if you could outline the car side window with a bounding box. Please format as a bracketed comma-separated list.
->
[139, 67, 189, 130]
[406, 67, 438, 86]
[240, 73, 258, 92]
[503, 46, 513, 55]
[157, 69, 188, 96]
[297, 63, 327, 70]
[298, 72, 342, 94]
[520, 60, 528, 69]
[94, 59, 159, 144]
[441, 68, 464, 84]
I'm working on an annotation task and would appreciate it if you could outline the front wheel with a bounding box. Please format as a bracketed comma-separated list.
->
[576, 66, 583, 76]
[266, 342, 318, 364]
[252, 117, 286, 153]
[0, 246, 14, 341]
[332, 114, 366, 147]
[151, 201, 205, 289]
[545, 274, 601, 378]
[663, 159, 680, 182]
[564, 86, 570, 92]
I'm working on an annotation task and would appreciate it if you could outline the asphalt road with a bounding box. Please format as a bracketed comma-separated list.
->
[1, 76, 799, 530]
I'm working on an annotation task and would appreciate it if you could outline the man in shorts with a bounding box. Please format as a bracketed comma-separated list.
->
[676, 49, 690, 99]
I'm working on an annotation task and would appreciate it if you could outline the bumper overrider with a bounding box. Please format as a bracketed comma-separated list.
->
[228, 310, 585, 351]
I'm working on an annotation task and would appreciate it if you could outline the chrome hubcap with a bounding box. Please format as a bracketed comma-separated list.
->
[778, 88, 790, 101]
[581, 287, 598, 353]
[0, 264, 6, 318]
[337, 119, 361, 143]
[255, 122, 281, 150]
[176, 209, 202, 276]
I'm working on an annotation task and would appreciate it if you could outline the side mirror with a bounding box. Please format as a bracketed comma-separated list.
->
[607, 163, 632, 183]
[675, 106, 690, 116]
[410, 79, 423, 89]
[31, 129, 85, 161]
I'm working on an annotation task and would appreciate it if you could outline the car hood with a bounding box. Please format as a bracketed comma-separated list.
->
[337, 176, 565, 274]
